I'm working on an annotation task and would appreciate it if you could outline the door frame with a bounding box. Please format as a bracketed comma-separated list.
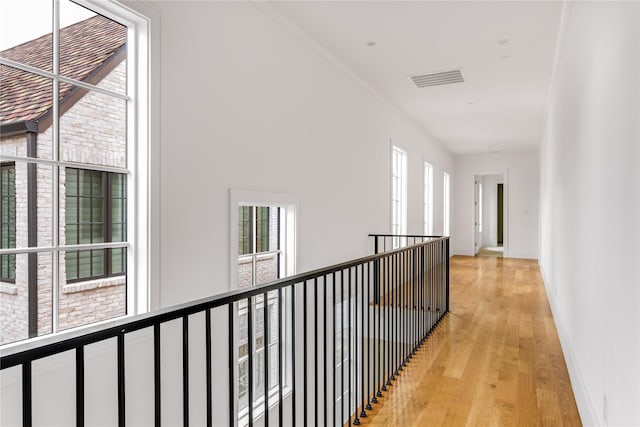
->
[471, 170, 509, 257]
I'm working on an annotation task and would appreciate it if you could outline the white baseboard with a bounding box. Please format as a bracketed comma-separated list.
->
[453, 249, 475, 256]
[539, 265, 600, 426]
[504, 250, 538, 260]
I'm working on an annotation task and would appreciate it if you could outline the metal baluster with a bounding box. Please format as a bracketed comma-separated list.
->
[333, 272, 337, 427]
[292, 285, 297, 426]
[118, 333, 125, 427]
[382, 257, 393, 391]
[278, 290, 283, 427]
[22, 361, 32, 427]
[154, 323, 161, 427]
[357, 263, 365, 423]
[263, 293, 269, 427]
[228, 304, 234, 427]
[366, 262, 372, 412]
[248, 298, 254, 427]
[323, 276, 328, 427]
[353, 266, 359, 425]
[76, 347, 84, 427]
[314, 277, 319, 427]
[304, 281, 308, 427]
[340, 270, 345, 426]
[206, 310, 212, 427]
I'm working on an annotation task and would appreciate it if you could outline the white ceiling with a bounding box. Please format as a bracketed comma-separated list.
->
[270, 1, 563, 155]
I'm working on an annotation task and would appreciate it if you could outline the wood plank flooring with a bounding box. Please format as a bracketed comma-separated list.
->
[358, 256, 582, 427]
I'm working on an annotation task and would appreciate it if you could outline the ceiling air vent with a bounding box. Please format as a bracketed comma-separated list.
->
[409, 69, 465, 88]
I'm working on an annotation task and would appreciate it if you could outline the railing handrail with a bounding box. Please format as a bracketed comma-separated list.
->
[368, 234, 443, 238]
[0, 236, 448, 369]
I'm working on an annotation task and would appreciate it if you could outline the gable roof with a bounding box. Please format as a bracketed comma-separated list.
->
[0, 15, 126, 131]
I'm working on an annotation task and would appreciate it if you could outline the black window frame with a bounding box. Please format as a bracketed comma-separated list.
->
[65, 167, 126, 283]
[0, 162, 16, 283]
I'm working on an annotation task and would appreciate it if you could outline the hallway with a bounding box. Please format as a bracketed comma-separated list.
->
[360, 256, 581, 426]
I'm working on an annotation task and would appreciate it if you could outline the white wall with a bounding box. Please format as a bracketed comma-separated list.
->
[138, 0, 454, 306]
[453, 151, 539, 258]
[539, 2, 640, 425]
[480, 174, 503, 248]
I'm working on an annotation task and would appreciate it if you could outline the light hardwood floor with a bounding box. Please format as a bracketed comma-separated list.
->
[358, 256, 581, 426]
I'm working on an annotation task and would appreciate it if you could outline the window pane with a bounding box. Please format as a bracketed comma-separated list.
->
[238, 257, 253, 289]
[78, 250, 91, 278]
[91, 224, 104, 243]
[92, 198, 103, 222]
[59, 1, 126, 95]
[239, 343, 248, 359]
[270, 345, 279, 387]
[238, 359, 248, 411]
[111, 223, 123, 242]
[65, 196, 78, 224]
[0, 67, 54, 160]
[239, 311, 248, 342]
[0, 162, 54, 249]
[110, 248, 126, 275]
[269, 300, 278, 344]
[59, 251, 126, 331]
[0, 0, 53, 72]
[0, 163, 16, 281]
[255, 305, 264, 339]
[256, 254, 278, 285]
[256, 207, 270, 253]
[254, 350, 265, 399]
[111, 198, 122, 223]
[0, 252, 54, 345]
[111, 174, 124, 197]
[238, 206, 253, 255]
[79, 224, 91, 243]
[66, 169, 78, 194]
[92, 249, 104, 276]
[60, 87, 127, 168]
[66, 252, 78, 281]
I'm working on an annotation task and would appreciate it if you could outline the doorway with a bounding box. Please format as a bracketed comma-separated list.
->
[473, 173, 507, 257]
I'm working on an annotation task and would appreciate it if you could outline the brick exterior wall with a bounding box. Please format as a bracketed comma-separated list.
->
[0, 61, 126, 345]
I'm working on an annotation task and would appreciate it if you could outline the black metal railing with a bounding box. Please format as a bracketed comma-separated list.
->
[0, 235, 449, 427]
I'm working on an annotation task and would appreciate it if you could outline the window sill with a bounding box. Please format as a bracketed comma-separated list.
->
[62, 276, 126, 294]
[0, 282, 17, 295]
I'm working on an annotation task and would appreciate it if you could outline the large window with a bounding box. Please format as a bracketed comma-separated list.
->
[424, 161, 433, 236]
[391, 146, 407, 247]
[443, 172, 450, 236]
[237, 205, 284, 423]
[0, 163, 16, 282]
[0, 0, 147, 345]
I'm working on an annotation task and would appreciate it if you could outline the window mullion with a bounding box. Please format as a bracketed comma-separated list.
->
[51, 0, 61, 335]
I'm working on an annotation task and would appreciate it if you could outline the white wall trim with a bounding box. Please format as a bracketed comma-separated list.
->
[539, 265, 598, 426]
[116, 0, 162, 313]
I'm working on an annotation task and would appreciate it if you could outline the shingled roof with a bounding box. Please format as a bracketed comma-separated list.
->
[0, 15, 126, 130]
